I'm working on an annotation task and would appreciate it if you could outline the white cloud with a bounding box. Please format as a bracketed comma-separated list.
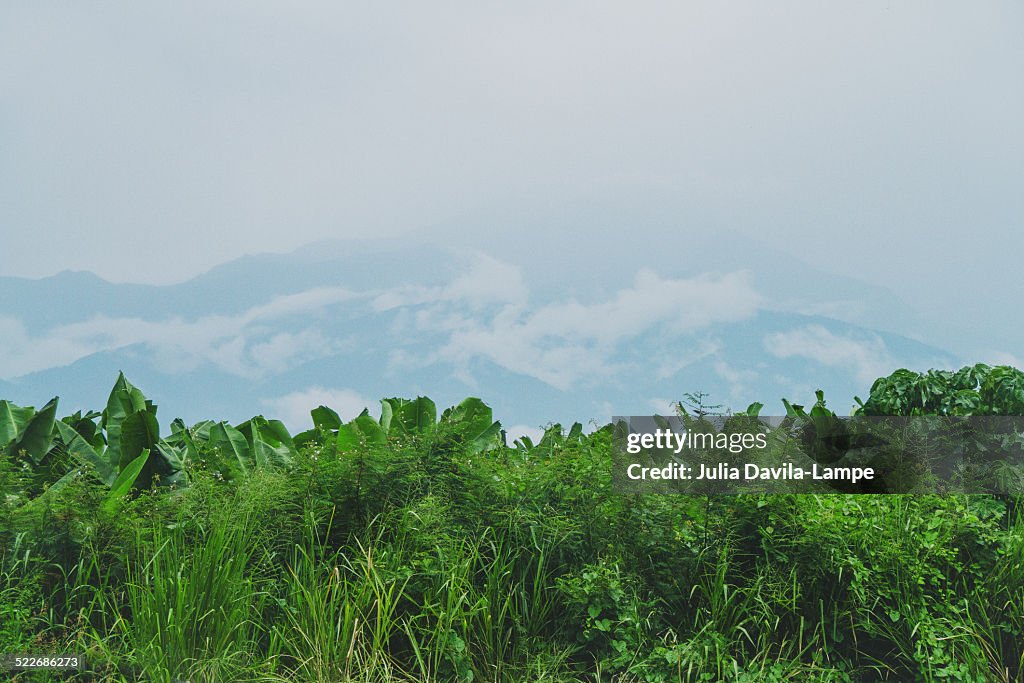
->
[0, 316, 101, 378]
[714, 360, 759, 406]
[372, 251, 527, 311]
[242, 287, 359, 321]
[0, 266, 764, 396]
[654, 338, 721, 380]
[247, 330, 343, 376]
[763, 325, 893, 385]
[443, 252, 528, 307]
[432, 270, 761, 390]
[0, 287, 359, 380]
[262, 386, 377, 432]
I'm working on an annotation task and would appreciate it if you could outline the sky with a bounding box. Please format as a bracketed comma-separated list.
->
[1, 2, 1021, 343]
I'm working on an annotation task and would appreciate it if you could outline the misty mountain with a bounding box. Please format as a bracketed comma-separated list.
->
[0, 229, 955, 435]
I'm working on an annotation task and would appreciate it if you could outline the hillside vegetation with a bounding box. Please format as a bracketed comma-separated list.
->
[2, 365, 1023, 682]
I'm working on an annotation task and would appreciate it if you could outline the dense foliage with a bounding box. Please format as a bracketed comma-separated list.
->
[1, 366, 1023, 682]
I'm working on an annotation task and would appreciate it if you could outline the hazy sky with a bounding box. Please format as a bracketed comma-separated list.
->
[2, 2, 1021, 312]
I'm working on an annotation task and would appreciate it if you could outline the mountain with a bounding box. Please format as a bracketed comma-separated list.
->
[0, 217, 956, 434]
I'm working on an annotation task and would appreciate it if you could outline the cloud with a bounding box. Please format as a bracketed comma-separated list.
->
[0, 259, 527, 381]
[372, 251, 527, 311]
[0, 316, 100, 378]
[654, 338, 722, 381]
[247, 330, 344, 376]
[242, 287, 359, 321]
[0, 263, 766, 397]
[262, 386, 377, 432]
[0, 287, 359, 380]
[763, 325, 893, 385]
[714, 360, 760, 406]
[431, 270, 761, 390]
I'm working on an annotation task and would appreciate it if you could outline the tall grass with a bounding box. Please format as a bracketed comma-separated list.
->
[403, 526, 568, 682]
[109, 508, 269, 682]
[3, 433, 1023, 681]
[269, 509, 410, 682]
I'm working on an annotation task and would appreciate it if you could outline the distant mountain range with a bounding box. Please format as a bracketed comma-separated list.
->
[0, 209, 957, 437]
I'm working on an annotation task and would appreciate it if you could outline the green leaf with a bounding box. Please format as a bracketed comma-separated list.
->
[567, 422, 584, 440]
[441, 397, 502, 454]
[101, 372, 149, 427]
[119, 410, 160, 470]
[208, 422, 252, 477]
[466, 421, 501, 454]
[249, 421, 272, 469]
[102, 450, 150, 514]
[238, 416, 296, 468]
[62, 410, 103, 447]
[515, 436, 535, 450]
[337, 414, 386, 451]
[539, 424, 563, 449]
[101, 373, 154, 472]
[155, 441, 186, 472]
[14, 397, 59, 464]
[1, 397, 59, 465]
[382, 396, 437, 436]
[0, 400, 36, 447]
[54, 420, 115, 486]
[781, 399, 803, 418]
[293, 428, 319, 449]
[311, 405, 342, 431]
[264, 419, 295, 448]
[379, 400, 394, 433]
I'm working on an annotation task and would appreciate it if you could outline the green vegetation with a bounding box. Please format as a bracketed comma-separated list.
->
[1, 366, 1023, 681]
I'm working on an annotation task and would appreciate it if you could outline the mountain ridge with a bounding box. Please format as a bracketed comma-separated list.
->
[1, 219, 958, 431]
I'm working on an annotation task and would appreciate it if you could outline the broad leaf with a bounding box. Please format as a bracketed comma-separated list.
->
[382, 397, 437, 436]
[311, 405, 342, 431]
[155, 441, 187, 472]
[337, 414, 386, 451]
[441, 398, 502, 455]
[102, 451, 150, 513]
[101, 373, 154, 473]
[208, 422, 252, 477]
[237, 417, 296, 468]
[120, 410, 160, 470]
[54, 420, 115, 485]
[7, 397, 59, 464]
[0, 401, 38, 449]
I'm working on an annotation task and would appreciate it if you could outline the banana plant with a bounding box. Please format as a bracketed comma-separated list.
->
[1, 397, 58, 467]
[99, 373, 183, 489]
[1, 386, 160, 514]
[439, 397, 502, 455]
[291, 405, 343, 454]
[330, 396, 502, 455]
[855, 364, 1024, 416]
[336, 411, 387, 451]
[381, 396, 437, 437]
[514, 422, 585, 456]
[162, 414, 298, 481]
[237, 416, 297, 469]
